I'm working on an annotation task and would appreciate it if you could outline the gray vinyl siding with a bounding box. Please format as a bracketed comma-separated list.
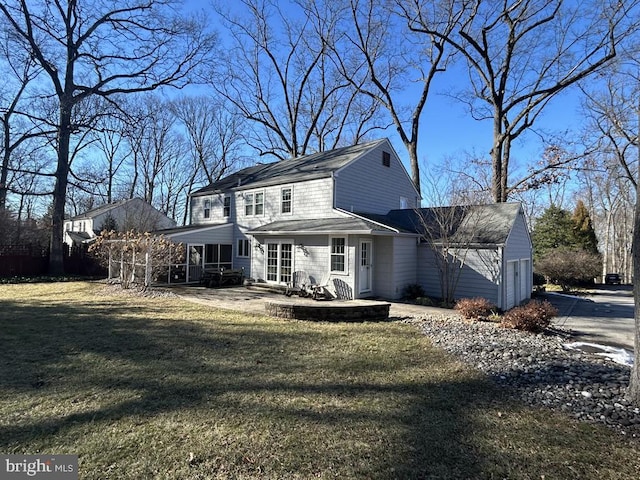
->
[190, 193, 233, 225]
[250, 234, 356, 297]
[165, 224, 233, 245]
[417, 248, 443, 299]
[449, 249, 500, 305]
[418, 246, 500, 305]
[504, 214, 532, 261]
[239, 178, 334, 223]
[369, 236, 417, 300]
[391, 236, 418, 299]
[334, 141, 418, 214]
[192, 178, 335, 227]
[373, 236, 394, 298]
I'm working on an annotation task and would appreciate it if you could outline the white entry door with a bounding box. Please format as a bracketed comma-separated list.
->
[359, 240, 372, 294]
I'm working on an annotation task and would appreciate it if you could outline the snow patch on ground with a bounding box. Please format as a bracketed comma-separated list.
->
[564, 342, 634, 366]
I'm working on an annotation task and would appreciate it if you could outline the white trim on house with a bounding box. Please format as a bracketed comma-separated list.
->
[160, 223, 233, 239]
[329, 235, 349, 275]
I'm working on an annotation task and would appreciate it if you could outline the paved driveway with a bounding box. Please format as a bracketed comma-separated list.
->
[543, 286, 635, 351]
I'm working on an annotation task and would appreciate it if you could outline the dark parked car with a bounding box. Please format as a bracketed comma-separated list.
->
[605, 273, 622, 285]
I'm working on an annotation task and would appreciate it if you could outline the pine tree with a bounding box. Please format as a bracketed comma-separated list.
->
[531, 204, 576, 259]
[572, 200, 599, 254]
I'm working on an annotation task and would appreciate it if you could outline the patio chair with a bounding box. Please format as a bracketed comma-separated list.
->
[309, 273, 331, 300]
[285, 271, 311, 297]
[333, 278, 353, 300]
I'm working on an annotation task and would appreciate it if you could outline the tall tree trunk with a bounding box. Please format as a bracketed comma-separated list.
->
[405, 139, 421, 197]
[0, 117, 10, 211]
[501, 138, 511, 203]
[629, 180, 640, 402]
[629, 101, 640, 404]
[491, 113, 504, 203]
[49, 104, 72, 275]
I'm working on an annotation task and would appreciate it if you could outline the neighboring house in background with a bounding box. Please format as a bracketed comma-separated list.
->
[157, 138, 532, 309]
[63, 198, 176, 249]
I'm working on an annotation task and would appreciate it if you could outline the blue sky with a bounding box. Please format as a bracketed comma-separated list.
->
[196, 0, 590, 198]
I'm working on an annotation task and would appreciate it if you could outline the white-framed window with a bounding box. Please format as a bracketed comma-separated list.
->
[245, 193, 254, 216]
[237, 238, 250, 258]
[204, 199, 211, 218]
[281, 187, 292, 214]
[223, 196, 231, 217]
[330, 237, 346, 273]
[266, 241, 293, 284]
[255, 192, 264, 215]
[244, 191, 264, 216]
[400, 196, 409, 209]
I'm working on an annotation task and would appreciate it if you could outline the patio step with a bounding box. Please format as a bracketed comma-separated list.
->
[246, 282, 288, 295]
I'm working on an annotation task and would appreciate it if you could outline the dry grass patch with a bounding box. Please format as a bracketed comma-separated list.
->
[1, 282, 639, 479]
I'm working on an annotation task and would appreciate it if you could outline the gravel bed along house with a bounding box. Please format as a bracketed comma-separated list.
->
[406, 314, 640, 437]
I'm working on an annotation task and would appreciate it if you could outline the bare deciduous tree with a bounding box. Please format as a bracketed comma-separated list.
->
[579, 57, 640, 403]
[171, 95, 248, 224]
[0, 27, 50, 211]
[0, 0, 216, 274]
[125, 96, 186, 215]
[331, 0, 462, 195]
[402, 0, 640, 202]
[213, 0, 383, 160]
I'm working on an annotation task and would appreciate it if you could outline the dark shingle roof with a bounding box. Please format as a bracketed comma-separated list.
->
[68, 198, 135, 220]
[358, 203, 522, 245]
[248, 216, 399, 235]
[191, 139, 386, 196]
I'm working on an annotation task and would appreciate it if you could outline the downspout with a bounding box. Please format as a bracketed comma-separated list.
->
[331, 171, 337, 209]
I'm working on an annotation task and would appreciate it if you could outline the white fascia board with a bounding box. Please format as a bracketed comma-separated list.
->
[162, 223, 233, 239]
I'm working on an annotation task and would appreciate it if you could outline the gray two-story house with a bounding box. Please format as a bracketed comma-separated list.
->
[158, 138, 532, 309]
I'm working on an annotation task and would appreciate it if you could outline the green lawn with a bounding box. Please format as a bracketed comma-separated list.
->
[1, 282, 639, 479]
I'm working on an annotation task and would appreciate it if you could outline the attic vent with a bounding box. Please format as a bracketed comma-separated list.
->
[382, 151, 391, 167]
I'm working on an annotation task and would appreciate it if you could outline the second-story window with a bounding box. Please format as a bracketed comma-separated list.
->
[223, 196, 231, 217]
[245, 193, 254, 216]
[281, 187, 292, 214]
[244, 191, 264, 216]
[204, 199, 211, 219]
[255, 192, 264, 215]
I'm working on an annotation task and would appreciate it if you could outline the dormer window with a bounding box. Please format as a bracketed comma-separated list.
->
[204, 199, 211, 219]
[382, 151, 391, 167]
